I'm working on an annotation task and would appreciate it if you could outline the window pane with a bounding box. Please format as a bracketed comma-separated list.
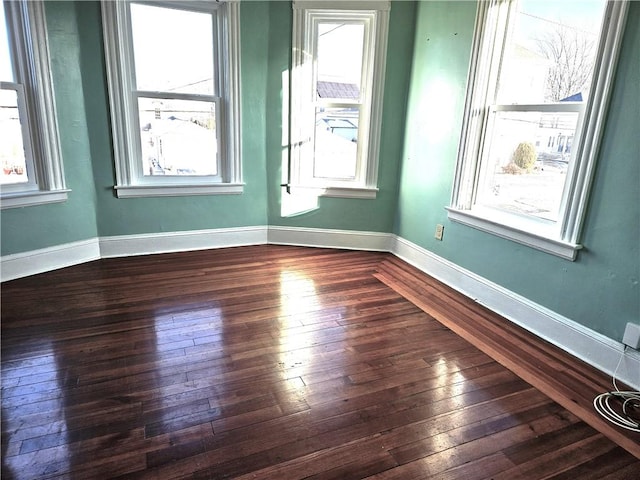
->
[476, 110, 581, 221]
[138, 97, 217, 176]
[0, 88, 28, 185]
[1, 2, 14, 82]
[316, 23, 364, 101]
[313, 107, 358, 179]
[130, 4, 214, 95]
[497, 0, 606, 104]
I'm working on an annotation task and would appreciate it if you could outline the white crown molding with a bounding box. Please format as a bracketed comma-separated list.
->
[267, 225, 392, 251]
[99, 226, 268, 258]
[390, 234, 640, 390]
[0, 238, 100, 282]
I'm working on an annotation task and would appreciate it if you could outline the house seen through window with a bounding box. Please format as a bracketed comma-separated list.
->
[475, 0, 606, 222]
[130, 3, 219, 177]
[102, 0, 241, 198]
[290, 1, 389, 199]
[313, 22, 364, 180]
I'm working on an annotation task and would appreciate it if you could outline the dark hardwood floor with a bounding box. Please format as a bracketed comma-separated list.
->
[1, 245, 638, 479]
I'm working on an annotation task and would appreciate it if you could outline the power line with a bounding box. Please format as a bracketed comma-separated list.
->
[519, 10, 600, 37]
[165, 77, 213, 93]
[319, 24, 345, 37]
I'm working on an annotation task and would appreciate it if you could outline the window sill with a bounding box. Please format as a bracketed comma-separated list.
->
[1, 189, 70, 209]
[289, 185, 378, 199]
[114, 183, 244, 198]
[446, 207, 582, 261]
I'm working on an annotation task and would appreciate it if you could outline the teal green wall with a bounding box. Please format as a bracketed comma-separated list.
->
[0, 2, 98, 256]
[266, 1, 416, 232]
[396, 1, 640, 342]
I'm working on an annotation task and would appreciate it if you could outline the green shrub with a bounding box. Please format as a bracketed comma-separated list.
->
[512, 142, 537, 172]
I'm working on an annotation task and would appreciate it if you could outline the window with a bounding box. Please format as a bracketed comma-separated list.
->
[1, 0, 67, 209]
[101, 0, 241, 198]
[448, 0, 629, 260]
[289, 1, 389, 199]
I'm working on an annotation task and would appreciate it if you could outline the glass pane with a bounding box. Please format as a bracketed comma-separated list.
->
[130, 4, 214, 95]
[316, 23, 364, 101]
[476, 110, 581, 221]
[497, 0, 606, 104]
[313, 107, 358, 179]
[138, 97, 217, 176]
[1, 2, 14, 82]
[0, 88, 28, 184]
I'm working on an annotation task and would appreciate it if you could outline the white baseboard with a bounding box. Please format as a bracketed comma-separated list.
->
[1, 227, 267, 281]
[268, 226, 392, 251]
[99, 226, 268, 258]
[0, 238, 100, 282]
[391, 235, 640, 390]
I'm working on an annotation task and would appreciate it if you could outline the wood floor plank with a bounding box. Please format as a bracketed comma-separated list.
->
[374, 257, 640, 458]
[2, 245, 638, 479]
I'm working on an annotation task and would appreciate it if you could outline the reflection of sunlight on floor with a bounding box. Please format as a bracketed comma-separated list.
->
[152, 306, 222, 411]
[2, 343, 70, 477]
[277, 271, 320, 381]
[433, 356, 467, 397]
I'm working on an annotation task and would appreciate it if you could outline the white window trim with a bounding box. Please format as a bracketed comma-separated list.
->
[448, 0, 629, 261]
[1, 0, 68, 209]
[101, 0, 242, 198]
[290, 0, 389, 199]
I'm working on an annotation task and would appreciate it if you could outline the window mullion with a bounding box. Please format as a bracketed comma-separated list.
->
[134, 90, 218, 103]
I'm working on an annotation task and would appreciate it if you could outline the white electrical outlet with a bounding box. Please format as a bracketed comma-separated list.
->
[622, 322, 640, 350]
[434, 224, 444, 241]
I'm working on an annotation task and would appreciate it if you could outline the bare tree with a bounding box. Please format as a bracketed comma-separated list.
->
[536, 27, 596, 102]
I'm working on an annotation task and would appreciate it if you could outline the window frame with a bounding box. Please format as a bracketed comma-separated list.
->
[1, 0, 68, 209]
[101, 0, 242, 198]
[290, 0, 389, 199]
[447, 0, 629, 260]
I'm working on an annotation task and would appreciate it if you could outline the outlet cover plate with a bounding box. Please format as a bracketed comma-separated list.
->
[622, 322, 640, 350]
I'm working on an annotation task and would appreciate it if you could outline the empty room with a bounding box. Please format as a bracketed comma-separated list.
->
[1, 0, 638, 478]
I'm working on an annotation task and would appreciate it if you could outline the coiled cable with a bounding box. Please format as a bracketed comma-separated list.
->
[593, 347, 640, 433]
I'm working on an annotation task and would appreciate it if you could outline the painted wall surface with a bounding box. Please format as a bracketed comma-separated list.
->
[0, 2, 98, 256]
[266, 1, 417, 232]
[396, 1, 640, 342]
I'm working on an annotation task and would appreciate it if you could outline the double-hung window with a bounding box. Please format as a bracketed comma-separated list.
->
[448, 0, 628, 259]
[1, 0, 67, 209]
[290, 1, 389, 199]
[102, 0, 241, 198]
